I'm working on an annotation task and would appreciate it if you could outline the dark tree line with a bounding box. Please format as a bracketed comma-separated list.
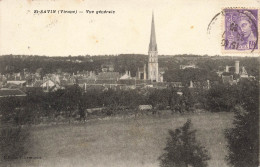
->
[0, 54, 147, 77]
[1, 55, 258, 81]
[164, 68, 220, 86]
[1, 78, 257, 126]
[205, 80, 258, 112]
[0, 85, 198, 125]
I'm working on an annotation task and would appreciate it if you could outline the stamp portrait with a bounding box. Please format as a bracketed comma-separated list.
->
[222, 8, 259, 53]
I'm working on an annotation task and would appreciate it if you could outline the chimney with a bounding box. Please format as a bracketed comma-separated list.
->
[189, 80, 193, 88]
[235, 61, 239, 74]
[144, 64, 147, 80]
[225, 66, 229, 72]
[47, 80, 49, 92]
[207, 80, 210, 90]
[137, 68, 140, 79]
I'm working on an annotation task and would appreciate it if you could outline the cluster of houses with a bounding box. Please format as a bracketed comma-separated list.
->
[0, 60, 255, 98]
[0, 64, 175, 98]
[217, 61, 255, 85]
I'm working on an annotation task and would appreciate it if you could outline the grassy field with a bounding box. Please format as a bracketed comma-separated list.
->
[3, 112, 234, 167]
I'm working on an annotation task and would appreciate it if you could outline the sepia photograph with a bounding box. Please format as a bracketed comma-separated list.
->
[0, 0, 259, 167]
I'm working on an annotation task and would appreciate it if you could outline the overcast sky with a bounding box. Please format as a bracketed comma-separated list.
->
[0, 0, 259, 56]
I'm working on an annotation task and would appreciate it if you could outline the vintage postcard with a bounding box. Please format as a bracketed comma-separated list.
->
[0, 0, 259, 167]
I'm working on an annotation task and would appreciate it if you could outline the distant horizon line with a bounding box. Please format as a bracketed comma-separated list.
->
[0, 54, 257, 58]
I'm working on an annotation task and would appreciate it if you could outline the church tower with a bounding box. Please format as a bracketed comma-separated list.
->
[148, 12, 159, 82]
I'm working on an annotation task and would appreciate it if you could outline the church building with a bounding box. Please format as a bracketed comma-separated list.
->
[148, 12, 159, 82]
[136, 12, 163, 82]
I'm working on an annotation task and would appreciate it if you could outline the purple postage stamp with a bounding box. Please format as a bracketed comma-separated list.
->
[222, 9, 259, 53]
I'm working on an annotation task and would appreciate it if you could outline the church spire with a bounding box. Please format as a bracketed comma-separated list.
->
[149, 12, 157, 52]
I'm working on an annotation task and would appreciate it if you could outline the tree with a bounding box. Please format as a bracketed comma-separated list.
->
[159, 119, 210, 167]
[180, 88, 195, 112]
[78, 95, 87, 121]
[148, 89, 170, 110]
[0, 126, 29, 162]
[205, 83, 238, 112]
[0, 97, 29, 163]
[225, 79, 259, 167]
[164, 68, 219, 86]
[63, 84, 83, 123]
[0, 97, 21, 123]
[168, 86, 180, 113]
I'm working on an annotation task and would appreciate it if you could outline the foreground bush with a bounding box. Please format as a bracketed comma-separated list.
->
[0, 126, 29, 162]
[159, 119, 210, 167]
